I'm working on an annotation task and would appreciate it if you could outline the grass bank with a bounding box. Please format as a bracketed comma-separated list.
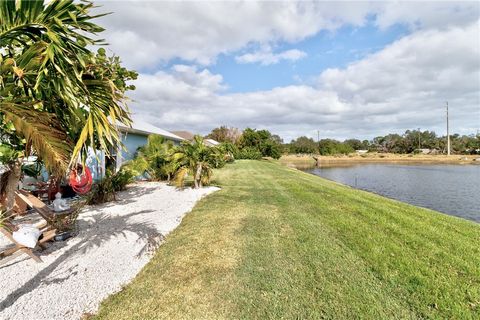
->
[94, 160, 479, 319]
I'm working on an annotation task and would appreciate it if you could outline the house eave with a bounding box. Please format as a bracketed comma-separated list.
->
[118, 125, 184, 142]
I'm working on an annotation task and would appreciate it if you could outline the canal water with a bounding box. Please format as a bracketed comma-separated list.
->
[304, 164, 480, 222]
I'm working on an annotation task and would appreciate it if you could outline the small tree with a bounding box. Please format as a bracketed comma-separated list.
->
[126, 135, 178, 181]
[174, 136, 217, 189]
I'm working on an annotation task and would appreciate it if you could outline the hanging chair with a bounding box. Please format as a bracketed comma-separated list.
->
[69, 164, 93, 195]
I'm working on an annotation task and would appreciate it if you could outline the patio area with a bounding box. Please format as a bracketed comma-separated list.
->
[0, 182, 218, 320]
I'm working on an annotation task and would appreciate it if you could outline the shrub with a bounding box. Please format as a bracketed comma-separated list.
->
[235, 147, 262, 160]
[87, 169, 134, 205]
[218, 142, 237, 163]
[111, 168, 134, 191]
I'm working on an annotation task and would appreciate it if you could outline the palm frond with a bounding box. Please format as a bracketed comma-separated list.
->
[1, 102, 72, 176]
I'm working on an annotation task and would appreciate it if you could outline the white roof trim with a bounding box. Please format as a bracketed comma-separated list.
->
[118, 118, 184, 141]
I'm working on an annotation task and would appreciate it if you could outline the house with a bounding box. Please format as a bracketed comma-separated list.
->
[416, 148, 432, 155]
[170, 131, 220, 147]
[114, 119, 185, 170]
[170, 130, 195, 141]
[204, 138, 220, 147]
[86, 118, 184, 178]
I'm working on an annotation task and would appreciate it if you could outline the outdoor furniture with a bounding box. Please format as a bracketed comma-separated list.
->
[0, 190, 78, 264]
[0, 220, 56, 264]
[16, 190, 73, 225]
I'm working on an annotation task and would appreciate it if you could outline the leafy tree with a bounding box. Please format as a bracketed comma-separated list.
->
[290, 136, 317, 154]
[238, 128, 282, 159]
[344, 139, 366, 151]
[318, 139, 354, 155]
[0, 0, 135, 211]
[206, 126, 242, 143]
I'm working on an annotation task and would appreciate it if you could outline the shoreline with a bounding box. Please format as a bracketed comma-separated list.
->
[280, 153, 480, 168]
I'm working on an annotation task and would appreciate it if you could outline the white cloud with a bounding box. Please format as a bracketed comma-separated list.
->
[96, 1, 373, 69]
[97, 1, 479, 70]
[127, 21, 480, 141]
[236, 48, 307, 65]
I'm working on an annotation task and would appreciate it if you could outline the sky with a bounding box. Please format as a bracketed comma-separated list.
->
[96, 1, 480, 142]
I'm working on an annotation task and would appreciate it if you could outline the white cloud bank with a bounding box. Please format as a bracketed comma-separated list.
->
[97, 1, 479, 69]
[127, 21, 480, 140]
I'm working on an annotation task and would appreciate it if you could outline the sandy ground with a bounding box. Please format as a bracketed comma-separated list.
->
[0, 182, 219, 320]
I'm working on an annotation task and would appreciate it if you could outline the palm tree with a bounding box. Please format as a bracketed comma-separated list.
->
[125, 135, 179, 182]
[174, 136, 217, 189]
[0, 0, 134, 211]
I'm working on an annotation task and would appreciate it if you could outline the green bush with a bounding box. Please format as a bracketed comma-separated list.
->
[87, 169, 134, 205]
[111, 168, 134, 191]
[235, 147, 262, 160]
[219, 142, 238, 163]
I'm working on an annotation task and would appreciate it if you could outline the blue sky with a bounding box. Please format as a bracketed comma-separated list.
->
[98, 1, 480, 141]
[211, 20, 409, 93]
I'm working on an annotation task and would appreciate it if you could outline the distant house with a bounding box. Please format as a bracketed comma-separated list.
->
[204, 138, 220, 147]
[171, 131, 195, 141]
[356, 149, 368, 154]
[416, 148, 432, 155]
[170, 130, 220, 147]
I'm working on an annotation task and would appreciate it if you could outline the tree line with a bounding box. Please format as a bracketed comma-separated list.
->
[207, 126, 480, 156]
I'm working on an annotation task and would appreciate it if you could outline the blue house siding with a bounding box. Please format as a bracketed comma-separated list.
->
[115, 131, 183, 171]
[120, 132, 148, 162]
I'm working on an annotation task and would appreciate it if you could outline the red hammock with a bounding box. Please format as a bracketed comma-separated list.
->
[69, 165, 92, 195]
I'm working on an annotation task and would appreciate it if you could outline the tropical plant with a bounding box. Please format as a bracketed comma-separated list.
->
[218, 142, 237, 163]
[125, 135, 179, 181]
[0, 0, 136, 211]
[174, 136, 217, 189]
[86, 169, 133, 205]
[234, 146, 262, 160]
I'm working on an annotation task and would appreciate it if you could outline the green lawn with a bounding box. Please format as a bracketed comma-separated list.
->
[94, 160, 480, 319]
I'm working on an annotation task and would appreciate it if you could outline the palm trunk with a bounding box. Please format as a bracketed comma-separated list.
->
[194, 163, 202, 189]
[4, 159, 22, 213]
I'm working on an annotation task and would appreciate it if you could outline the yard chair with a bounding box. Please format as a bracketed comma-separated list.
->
[16, 190, 73, 226]
[0, 219, 56, 264]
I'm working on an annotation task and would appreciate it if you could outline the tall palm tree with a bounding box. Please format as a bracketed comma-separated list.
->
[0, 0, 133, 211]
[174, 136, 217, 189]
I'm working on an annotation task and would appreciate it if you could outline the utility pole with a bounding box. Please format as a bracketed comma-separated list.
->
[418, 127, 421, 150]
[446, 101, 451, 156]
[317, 130, 320, 155]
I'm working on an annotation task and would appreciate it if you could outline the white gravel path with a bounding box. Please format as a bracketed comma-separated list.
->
[0, 182, 219, 320]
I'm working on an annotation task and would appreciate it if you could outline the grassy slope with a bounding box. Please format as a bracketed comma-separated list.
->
[94, 160, 480, 319]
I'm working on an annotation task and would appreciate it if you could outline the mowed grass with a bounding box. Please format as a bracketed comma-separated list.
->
[94, 160, 480, 319]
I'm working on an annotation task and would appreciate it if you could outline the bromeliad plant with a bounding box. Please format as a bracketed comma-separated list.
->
[0, 0, 137, 211]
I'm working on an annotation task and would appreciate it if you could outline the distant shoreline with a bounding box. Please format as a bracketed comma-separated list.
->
[280, 153, 480, 168]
